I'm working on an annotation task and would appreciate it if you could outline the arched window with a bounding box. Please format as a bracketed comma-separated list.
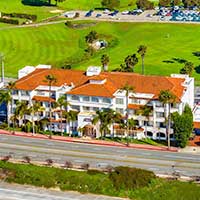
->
[147, 131, 153, 137]
[156, 132, 166, 138]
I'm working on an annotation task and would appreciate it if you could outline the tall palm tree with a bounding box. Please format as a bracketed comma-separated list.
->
[28, 102, 44, 135]
[44, 74, 57, 138]
[0, 90, 11, 128]
[54, 95, 70, 136]
[137, 105, 153, 137]
[120, 83, 134, 145]
[101, 54, 109, 72]
[0, 81, 15, 130]
[68, 110, 78, 135]
[92, 110, 110, 138]
[159, 90, 176, 149]
[137, 45, 147, 75]
[15, 101, 29, 127]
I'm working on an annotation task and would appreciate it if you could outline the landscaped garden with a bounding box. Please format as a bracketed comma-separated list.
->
[0, 161, 200, 200]
[0, 21, 200, 81]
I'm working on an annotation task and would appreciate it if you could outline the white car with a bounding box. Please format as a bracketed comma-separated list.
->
[122, 10, 129, 15]
[103, 9, 110, 14]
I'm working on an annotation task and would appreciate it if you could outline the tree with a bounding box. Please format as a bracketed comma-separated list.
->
[120, 83, 134, 145]
[124, 54, 138, 72]
[101, 54, 110, 72]
[15, 101, 29, 127]
[182, 0, 199, 7]
[0, 81, 15, 130]
[28, 102, 44, 135]
[137, 105, 153, 137]
[158, 90, 176, 149]
[44, 74, 57, 138]
[85, 31, 98, 44]
[172, 105, 193, 148]
[137, 45, 147, 75]
[54, 95, 70, 136]
[101, 0, 120, 10]
[180, 62, 194, 76]
[159, 0, 171, 7]
[136, 0, 154, 10]
[92, 110, 110, 137]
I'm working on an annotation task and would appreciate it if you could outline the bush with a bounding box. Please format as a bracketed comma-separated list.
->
[0, 18, 19, 25]
[109, 166, 156, 190]
[1, 155, 12, 162]
[1, 12, 37, 21]
[80, 163, 90, 170]
[46, 159, 53, 166]
[64, 161, 73, 169]
[23, 156, 31, 163]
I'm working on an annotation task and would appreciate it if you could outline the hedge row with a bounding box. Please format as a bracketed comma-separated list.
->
[1, 12, 37, 21]
[0, 18, 19, 25]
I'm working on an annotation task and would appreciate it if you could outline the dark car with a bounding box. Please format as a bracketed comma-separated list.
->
[85, 10, 93, 17]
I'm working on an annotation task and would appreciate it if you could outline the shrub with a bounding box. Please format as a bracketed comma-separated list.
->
[0, 18, 19, 25]
[64, 161, 73, 169]
[1, 155, 12, 162]
[109, 166, 156, 190]
[80, 163, 90, 170]
[104, 165, 114, 173]
[23, 156, 31, 163]
[46, 159, 53, 166]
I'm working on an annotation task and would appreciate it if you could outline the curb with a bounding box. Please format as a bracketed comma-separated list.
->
[0, 131, 178, 152]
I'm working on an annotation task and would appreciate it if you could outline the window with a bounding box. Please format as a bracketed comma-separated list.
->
[156, 122, 166, 128]
[156, 112, 164, 118]
[91, 97, 99, 102]
[102, 98, 111, 104]
[21, 90, 29, 96]
[83, 96, 90, 102]
[37, 91, 45, 96]
[71, 105, 80, 111]
[92, 107, 99, 111]
[116, 98, 124, 105]
[116, 108, 124, 114]
[156, 101, 163, 107]
[12, 90, 18, 95]
[83, 106, 90, 111]
[71, 95, 80, 101]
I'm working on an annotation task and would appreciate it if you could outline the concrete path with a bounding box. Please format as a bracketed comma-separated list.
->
[0, 182, 127, 200]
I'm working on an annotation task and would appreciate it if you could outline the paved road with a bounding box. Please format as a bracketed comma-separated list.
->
[0, 135, 200, 176]
[0, 182, 125, 200]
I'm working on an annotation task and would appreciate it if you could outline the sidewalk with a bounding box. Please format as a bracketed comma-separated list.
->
[0, 129, 178, 152]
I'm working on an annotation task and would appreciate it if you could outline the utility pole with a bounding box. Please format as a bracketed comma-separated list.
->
[0, 53, 5, 84]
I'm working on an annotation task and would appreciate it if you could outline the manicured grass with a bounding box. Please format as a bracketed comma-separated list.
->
[1, 21, 200, 81]
[0, 161, 200, 200]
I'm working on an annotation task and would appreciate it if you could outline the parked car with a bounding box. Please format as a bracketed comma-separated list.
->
[85, 10, 93, 17]
[96, 14, 102, 18]
[103, 9, 110, 14]
[122, 10, 129, 15]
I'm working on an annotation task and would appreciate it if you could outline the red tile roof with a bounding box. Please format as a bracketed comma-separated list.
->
[128, 104, 142, 110]
[15, 69, 186, 100]
[193, 122, 200, 129]
[32, 96, 55, 102]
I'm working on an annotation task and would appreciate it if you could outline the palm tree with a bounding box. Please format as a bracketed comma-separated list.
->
[92, 110, 109, 138]
[158, 90, 176, 149]
[0, 90, 11, 129]
[54, 95, 70, 136]
[28, 102, 44, 135]
[137, 45, 147, 75]
[44, 74, 57, 138]
[15, 101, 29, 127]
[137, 105, 153, 137]
[120, 83, 134, 145]
[0, 81, 15, 130]
[68, 110, 78, 135]
[101, 54, 109, 72]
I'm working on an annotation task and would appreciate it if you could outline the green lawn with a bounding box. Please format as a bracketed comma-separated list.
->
[1, 21, 200, 81]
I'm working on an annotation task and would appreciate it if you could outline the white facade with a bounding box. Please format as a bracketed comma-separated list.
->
[10, 67, 194, 140]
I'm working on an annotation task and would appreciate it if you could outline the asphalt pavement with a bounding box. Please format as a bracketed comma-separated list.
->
[0, 134, 200, 177]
